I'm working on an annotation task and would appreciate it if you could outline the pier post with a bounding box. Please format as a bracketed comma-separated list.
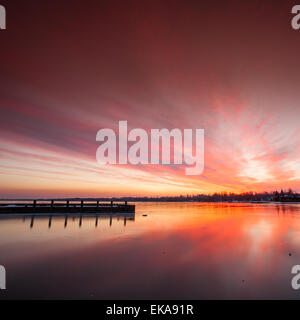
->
[97, 201, 99, 208]
[33, 200, 36, 208]
[66, 200, 69, 208]
[125, 201, 128, 205]
[51, 200, 54, 208]
[111, 200, 113, 207]
[95, 215, 98, 227]
[79, 215, 82, 227]
[64, 216, 68, 228]
[110, 216, 112, 226]
[81, 200, 84, 208]
[48, 216, 52, 229]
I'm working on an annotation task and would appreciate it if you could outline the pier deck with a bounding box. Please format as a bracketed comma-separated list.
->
[0, 200, 135, 214]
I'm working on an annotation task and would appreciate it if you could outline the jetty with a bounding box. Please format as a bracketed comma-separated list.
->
[0, 200, 135, 215]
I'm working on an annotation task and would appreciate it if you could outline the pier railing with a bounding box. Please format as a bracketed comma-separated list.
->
[0, 200, 135, 214]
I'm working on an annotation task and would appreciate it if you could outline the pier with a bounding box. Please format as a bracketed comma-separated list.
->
[0, 200, 135, 214]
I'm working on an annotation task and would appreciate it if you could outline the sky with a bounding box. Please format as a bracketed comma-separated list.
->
[0, 0, 300, 198]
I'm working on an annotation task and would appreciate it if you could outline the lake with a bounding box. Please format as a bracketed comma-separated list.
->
[0, 202, 300, 299]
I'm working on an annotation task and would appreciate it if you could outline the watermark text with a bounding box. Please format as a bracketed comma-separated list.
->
[292, 5, 300, 30]
[96, 121, 204, 175]
[0, 5, 6, 30]
[0, 265, 6, 290]
[291, 265, 300, 290]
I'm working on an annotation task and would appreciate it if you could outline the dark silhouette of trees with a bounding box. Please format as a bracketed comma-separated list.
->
[64, 190, 300, 202]
[6, 189, 299, 203]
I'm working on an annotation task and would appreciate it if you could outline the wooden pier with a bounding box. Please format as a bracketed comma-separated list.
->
[0, 200, 135, 215]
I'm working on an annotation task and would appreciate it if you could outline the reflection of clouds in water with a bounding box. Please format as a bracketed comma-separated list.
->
[247, 219, 273, 253]
[1, 203, 300, 299]
[287, 226, 300, 246]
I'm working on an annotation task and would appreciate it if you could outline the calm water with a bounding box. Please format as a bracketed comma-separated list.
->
[0, 202, 300, 300]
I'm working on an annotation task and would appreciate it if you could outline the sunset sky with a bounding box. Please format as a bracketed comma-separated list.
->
[0, 0, 300, 198]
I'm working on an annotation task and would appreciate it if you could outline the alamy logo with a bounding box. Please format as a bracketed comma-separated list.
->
[292, 5, 300, 30]
[0, 5, 6, 30]
[96, 121, 204, 175]
[291, 265, 300, 290]
[0, 265, 5, 290]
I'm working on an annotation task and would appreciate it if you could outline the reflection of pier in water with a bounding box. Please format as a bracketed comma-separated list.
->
[25, 213, 135, 229]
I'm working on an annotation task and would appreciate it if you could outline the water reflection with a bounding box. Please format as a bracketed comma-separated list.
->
[0, 203, 300, 299]
[22, 213, 135, 229]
